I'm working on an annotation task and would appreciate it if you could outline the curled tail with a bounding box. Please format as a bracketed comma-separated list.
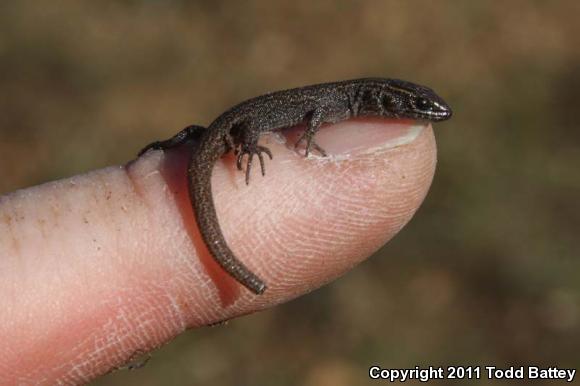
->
[188, 133, 267, 295]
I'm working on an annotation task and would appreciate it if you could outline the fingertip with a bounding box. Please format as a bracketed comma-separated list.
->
[204, 120, 437, 302]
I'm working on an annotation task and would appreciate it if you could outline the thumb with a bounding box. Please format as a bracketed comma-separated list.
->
[0, 118, 436, 384]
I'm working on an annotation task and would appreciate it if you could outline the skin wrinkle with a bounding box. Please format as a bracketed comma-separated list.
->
[60, 315, 126, 382]
[165, 292, 187, 331]
[41, 332, 97, 384]
[21, 170, 190, 382]
[124, 160, 152, 207]
[63, 297, 163, 381]
[150, 281, 192, 330]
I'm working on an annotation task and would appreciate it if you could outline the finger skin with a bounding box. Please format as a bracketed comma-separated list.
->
[0, 120, 436, 384]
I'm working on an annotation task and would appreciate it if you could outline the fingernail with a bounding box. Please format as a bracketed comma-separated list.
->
[314, 119, 427, 157]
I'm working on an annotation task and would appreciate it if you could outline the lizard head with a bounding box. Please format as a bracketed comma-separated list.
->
[356, 78, 452, 122]
[381, 79, 452, 122]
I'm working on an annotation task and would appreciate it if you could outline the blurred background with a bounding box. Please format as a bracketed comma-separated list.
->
[1, 1, 579, 385]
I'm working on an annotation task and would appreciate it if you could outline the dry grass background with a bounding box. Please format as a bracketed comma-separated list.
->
[1, 1, 579, 385]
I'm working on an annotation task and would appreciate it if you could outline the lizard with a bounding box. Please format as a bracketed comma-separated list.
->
[139, 78, 453, 295]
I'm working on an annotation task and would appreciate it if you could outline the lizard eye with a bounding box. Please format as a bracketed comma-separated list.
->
[416, 97, 432, 111]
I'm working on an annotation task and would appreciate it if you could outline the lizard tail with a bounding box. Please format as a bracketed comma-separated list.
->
[188, 135, 267, 295]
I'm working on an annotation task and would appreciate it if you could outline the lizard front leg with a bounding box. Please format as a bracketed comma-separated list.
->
[295, 108, 328, 157]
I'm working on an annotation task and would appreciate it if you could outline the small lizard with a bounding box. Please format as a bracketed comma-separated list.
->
[139, 78, 452, 295]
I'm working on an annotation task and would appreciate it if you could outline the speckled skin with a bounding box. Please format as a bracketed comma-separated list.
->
[139, 78, 452, 294]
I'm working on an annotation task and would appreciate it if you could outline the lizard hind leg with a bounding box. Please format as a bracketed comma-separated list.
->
[138, 124, 206, 156]
[236, 143, 273, 185]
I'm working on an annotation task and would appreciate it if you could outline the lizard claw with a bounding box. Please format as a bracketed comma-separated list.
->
[295, 134, 327, 157]
[236, 145, 273, 185]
